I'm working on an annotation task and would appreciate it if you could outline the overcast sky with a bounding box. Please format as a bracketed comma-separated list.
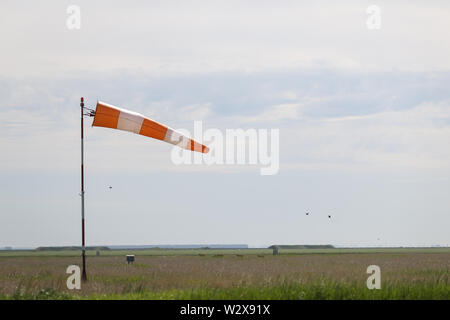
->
[1, 1, 449, 248]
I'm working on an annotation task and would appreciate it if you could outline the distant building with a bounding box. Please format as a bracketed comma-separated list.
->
[108, 244, 249, 250]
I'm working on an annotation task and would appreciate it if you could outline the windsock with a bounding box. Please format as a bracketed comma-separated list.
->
[92, 101, 209, 153]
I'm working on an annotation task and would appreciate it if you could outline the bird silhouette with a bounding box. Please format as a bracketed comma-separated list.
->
[108, 186, 112, 189]
[306, 212, 310, 216]
[328, 215, 331, 218]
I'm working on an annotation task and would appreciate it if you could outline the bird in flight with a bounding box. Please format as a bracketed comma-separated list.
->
[306, 212, 310, 216]
[328, 215, 331, 218]
[108, 186, 112, 189]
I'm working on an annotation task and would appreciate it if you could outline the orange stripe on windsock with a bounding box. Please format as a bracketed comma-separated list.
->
[92, 101, 209, 154]
[92, 102, 120, 129]
[139, 118, 167, 141]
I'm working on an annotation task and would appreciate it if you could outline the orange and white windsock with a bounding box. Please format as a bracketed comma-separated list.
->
[92, 101, 209, 153]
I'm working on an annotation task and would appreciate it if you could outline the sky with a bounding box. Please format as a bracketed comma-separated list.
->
[1, 1, 449, 248]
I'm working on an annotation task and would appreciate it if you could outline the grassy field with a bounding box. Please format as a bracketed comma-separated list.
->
[0, 248, 448, 300]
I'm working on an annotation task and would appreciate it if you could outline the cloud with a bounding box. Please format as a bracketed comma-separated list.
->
[177, 103, 212, 121]
[1, 2, 450, 247]
[280, 100, 450, 171]
[1, 1, 450, 77]
[1, 69, 449, 176]
[237, 103, 303, 123]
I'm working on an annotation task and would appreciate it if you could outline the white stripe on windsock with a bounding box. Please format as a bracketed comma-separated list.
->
[163, 128, 190, 149]
[116, 110, 144, 134]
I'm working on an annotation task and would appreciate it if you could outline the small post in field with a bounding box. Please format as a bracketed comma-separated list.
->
[126, 255, 135, 265]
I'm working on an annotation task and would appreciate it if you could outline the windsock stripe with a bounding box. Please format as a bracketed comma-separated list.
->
[92, 103, 120, 129]
[139, 118, 168, 141]
[117, 111, 144, 134]
[92, 101, 209, 153]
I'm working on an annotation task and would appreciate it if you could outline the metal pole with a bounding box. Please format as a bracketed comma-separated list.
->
[80, 97, 87, 282]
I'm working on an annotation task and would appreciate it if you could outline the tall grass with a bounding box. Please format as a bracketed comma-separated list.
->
[4, 281, 448, 300]
[0, 252, 448, 300]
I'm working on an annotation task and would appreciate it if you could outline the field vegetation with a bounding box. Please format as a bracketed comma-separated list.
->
[0, 248, 448, 300]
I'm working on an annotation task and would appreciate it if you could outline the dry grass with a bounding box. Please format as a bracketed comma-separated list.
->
[0, 253, 448, 299]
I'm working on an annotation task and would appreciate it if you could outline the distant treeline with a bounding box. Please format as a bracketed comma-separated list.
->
[268, 245, 334, 249]
[108, 244, 248, 250]
[35, 246, 110, 251]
